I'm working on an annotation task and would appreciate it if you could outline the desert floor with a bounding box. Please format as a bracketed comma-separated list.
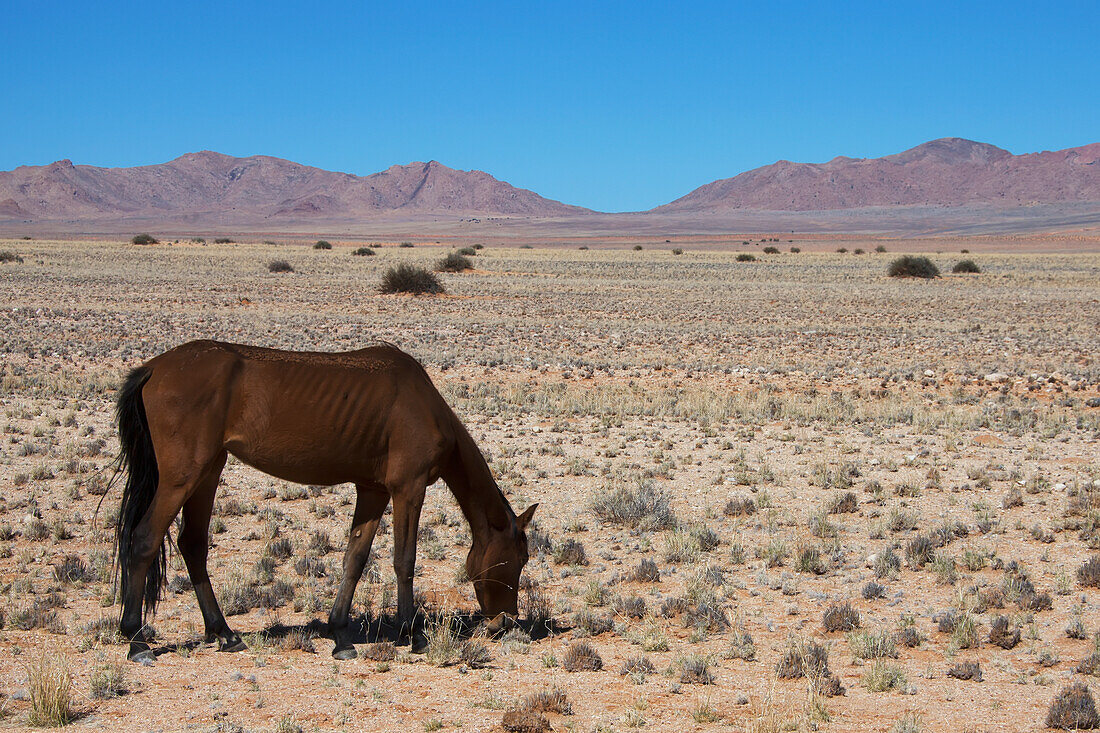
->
[0, 237, 1098, 732]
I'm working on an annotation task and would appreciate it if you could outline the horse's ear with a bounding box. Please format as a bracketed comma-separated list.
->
[516, 503, 538, 531]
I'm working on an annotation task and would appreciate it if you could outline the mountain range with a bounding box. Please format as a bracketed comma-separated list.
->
[1, 138, 1098, 235]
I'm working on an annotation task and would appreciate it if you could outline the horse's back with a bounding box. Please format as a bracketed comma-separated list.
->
[141, 340, 453, 486]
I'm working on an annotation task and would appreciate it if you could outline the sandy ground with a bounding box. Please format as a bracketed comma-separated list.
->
[0, 238, 1098, 732]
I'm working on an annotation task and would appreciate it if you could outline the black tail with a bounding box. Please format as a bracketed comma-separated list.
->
[114, 365, 164, 620]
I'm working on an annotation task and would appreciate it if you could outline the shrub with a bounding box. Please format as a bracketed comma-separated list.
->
[52, 555, 92, 584]
[671, 248, 683, 255]
[875, 245, 887, 253]
[795, 546, 827, 575]
[590, 481, 676, 530]
[89, 662, 127, 698]
[435, 252, 472, 272]
[988, 616, 1021, 649]
[553, 538, 587, 566]
[952, 259, 980, 274]
[830, 492, 858, 514]
[1048, 683, 1100, 729]
[352, 247, 375, 256]
[631, 558, 660, 583]
[519, 686, 573, 715]
[677, 655, 714, 684]
[848, 629, 898, 659]
[0, 251, 24, 264]
[736, 253, 756, 262]
[268, 260, 294, 273]
[862, 580, 886, 599]
[1079, 557, 1100, 587]
[562, 641, 602, 671]
[822, 602, 860, 632]
[887, 255, 939, 279]
[905, 535, 936, 568]
[863, 660, 907, 692]
[836, 247, 848, 253]
[214, 237, 234, 244]
[946, 660, 981, 681]
[26, 652, 74, 726]
[723, 495, 756, 516]
[762, 246, 779, 254]
[380, 264, 445, 294]
[775, 639, 829, 679]
[130, 233, 158, 245]
[789, 246, 801, 253]
[313, 240, 332, 250]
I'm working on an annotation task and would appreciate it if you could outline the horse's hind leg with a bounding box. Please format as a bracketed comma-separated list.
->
[329, 483, 389, 659]
[177, 452, 244, 652]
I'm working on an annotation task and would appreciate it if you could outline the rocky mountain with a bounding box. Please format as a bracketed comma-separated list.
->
[0, 151, 589, 222]
[654, 138, 1100, 212]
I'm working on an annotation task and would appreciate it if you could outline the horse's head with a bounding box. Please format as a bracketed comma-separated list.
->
[467, 503, 537, 619]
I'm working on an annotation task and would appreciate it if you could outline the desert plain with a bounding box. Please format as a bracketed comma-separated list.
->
[0, 236, 1098, 732]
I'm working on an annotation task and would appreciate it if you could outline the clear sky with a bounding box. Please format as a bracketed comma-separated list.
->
[3, 1, 1097, 212]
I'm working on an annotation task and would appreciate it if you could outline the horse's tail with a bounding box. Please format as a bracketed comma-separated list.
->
[114, 365, 164, 620]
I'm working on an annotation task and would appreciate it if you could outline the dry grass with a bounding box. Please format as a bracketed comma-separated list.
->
[0, 239, 1097, 730]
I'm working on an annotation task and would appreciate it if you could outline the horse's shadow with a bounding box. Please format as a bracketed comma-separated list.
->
[147, 612, 567, 659]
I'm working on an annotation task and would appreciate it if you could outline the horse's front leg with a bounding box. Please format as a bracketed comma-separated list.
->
[328, 483, 389, 659]
[390, 482, 426, 644]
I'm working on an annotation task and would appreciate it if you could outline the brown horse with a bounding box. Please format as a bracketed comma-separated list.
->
[113, 339, 535, 663]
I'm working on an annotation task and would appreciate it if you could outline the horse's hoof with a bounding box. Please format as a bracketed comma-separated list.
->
[129, 650, 156, 666]
[485, 612, 516, 635]
[332, 646, 358, 661]
[410, 634, 428, 654]
[219, 637, 247, 653]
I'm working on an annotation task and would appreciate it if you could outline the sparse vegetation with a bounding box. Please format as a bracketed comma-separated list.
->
[887, 255, 939, 278]
[436, 252, 473, 272]
[380, 264, 445, 294]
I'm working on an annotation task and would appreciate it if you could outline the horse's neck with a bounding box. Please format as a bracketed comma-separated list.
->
[445, 418, 514, 538]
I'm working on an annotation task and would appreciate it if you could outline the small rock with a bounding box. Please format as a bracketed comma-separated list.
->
[10, 689, 29, 701]
[985, 372, 1010, 383]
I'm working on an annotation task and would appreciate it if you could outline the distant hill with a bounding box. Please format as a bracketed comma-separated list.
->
[654, 138, 1100, 212]
[2, 139, 1099, 236]
[0, 151, 590, 223]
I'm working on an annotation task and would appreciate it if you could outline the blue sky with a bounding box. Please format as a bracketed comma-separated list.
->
[3, 1, 1097, 211]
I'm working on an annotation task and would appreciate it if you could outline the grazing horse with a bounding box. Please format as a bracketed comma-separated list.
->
[113, 340, 535, 663]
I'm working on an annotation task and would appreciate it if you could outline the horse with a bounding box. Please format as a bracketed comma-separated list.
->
[112, 339, 536, 663]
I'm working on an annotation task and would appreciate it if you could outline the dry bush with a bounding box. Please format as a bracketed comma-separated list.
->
[362, 641, 396, 662]
[723, 495, 757, 516]
[620, 656, 655, 676]
[822, 602, 860, 632]
[1079, 557, 1100, 587]
[0, 250, 25, 264]
[552, 538, 587, 566]
[562, 641, 603, 672]
[380, 264, 444, 294]
[952, 259, 981, 274]
[630, 558, 660, 583]
[677, 655, 715, 684]
[26, 651, 74, 726]
[887, 255, 939, 278]
[988, 616, 1021, 649]
[1047, 683, 1100, 729]
[435, 252, 473, 272]
[590, 481, 676, 530]
[518, 686, 573, 715]
[946, 660, 981, 681]
[267, 259, 294, 273]
[775, 639, 830, 679]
